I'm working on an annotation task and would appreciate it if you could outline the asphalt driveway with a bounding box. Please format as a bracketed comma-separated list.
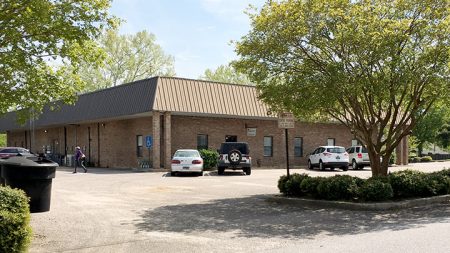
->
[30, 162, 450, 253]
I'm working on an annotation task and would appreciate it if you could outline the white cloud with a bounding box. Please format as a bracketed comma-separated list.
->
[194, 25, 217, 32]
[176, 50, 201, 62]
[199, 0, 262, 23]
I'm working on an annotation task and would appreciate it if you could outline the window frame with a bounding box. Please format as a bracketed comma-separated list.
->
[136, 135, 143, 157]
[197, 134, 208, 150]
[263, 136, 273, 157]
[294, 137, 303, 157]
[327, 138, 336, 146]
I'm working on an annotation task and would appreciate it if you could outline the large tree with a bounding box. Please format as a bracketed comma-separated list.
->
[234, 0, 450, 176]
[412, 105, 449, 155]
[436, 123, 450, 149]
[200, 64, 253, 85]
[0, 134, 5, 147]
[77, 29, 175, 91]
[0, 0, 116, 118]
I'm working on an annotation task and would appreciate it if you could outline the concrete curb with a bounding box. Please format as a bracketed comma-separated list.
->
[266, 194, 450, 211]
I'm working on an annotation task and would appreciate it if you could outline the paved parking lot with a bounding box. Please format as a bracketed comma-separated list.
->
[30, 162, 450, 253]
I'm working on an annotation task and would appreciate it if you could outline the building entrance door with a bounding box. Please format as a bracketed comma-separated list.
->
[225, 135, 237, 142]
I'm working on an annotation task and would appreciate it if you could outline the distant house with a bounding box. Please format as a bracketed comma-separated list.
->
[0, 77, 409, 169]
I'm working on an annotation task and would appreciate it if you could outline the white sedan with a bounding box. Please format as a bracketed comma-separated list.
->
[171, 149, 204, 176]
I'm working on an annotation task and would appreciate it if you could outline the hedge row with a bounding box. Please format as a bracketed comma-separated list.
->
[0, 186, 32, 253]
[409, 156, 433, 163]
[278, 169, 450, 202]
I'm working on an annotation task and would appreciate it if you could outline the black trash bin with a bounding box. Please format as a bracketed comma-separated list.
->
[0, 160, 5, 186]
[1, 156, 58, 213]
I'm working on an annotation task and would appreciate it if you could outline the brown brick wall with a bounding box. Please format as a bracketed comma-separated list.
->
[6, 115, 353, 169]
[171, 116, 354, 168]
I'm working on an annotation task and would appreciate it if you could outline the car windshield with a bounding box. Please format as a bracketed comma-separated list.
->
[327, 147, 345, 153]
[174, 151, 199, 158]
[220, 143, 249, 154]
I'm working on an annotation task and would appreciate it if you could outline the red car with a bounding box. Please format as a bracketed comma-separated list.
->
[0, 147, 32, 158]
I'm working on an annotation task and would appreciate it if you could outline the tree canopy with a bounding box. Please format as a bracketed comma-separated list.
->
[234, 0, 450, 176]
[200, 64, 253, 85]
[437, 123, 450, 148]
[76, 29, 175, 91]
[0, 134, 5, 147]
[0, 0, 116, 118]
[412, 104, 450, 155]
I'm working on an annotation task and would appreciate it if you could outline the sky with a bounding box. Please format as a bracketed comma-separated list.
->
[109, 0, 265, 79]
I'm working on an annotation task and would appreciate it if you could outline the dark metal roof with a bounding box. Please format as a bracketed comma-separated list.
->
[0, 76, 274, 132]
[0, 78, 158, 131]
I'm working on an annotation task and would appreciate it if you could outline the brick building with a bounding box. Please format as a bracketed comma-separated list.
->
[0, 77, 409, 169]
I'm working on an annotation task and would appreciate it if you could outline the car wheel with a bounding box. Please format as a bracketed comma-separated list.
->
[319, 160, 325, 171]
[244, 167, 251, 175]
[198, 171, 203, 176]
[352, 160, 358, 170]
[359, 165, 365, 170]
[342, 166, 348, 171]
[218, 167, 225, 175]
[228, 149, 242, 165]
[170, 172, 176, 176]
[330, 167, 335, 171]
[308, 160, 313, 170]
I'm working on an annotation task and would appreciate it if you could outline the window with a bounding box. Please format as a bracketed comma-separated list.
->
[136, 135, 143, 157]
[326, 147, 345, 153]
[225, 135, 237, 142]
[264, 136, 273, 157]
[197, 134, 208, 150]
[294, 137, 303, 157]
[327, 138, 335, 146]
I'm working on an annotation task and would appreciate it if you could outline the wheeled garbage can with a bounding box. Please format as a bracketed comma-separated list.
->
[0, 160, 4, 186]
[1, 156, 58, 212]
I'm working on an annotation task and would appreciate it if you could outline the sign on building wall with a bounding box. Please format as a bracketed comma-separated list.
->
[145, 136, 153, 148]
[278, 112, 295, 129]
[247, 128, 257, 136]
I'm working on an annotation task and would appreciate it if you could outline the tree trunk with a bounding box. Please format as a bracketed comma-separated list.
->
[367, 149, 390, 177]
[418, 143, 423, 157]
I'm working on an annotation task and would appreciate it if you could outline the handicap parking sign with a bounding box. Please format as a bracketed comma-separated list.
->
[145, 136, 152, 148]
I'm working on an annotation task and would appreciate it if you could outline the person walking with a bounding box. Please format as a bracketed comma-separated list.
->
[73, 146, 87, 173]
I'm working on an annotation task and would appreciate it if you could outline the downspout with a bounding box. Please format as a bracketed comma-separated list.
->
[88, 126, 91, 165]
[64, 127, 67, 157]
[97, 123, 101, 167]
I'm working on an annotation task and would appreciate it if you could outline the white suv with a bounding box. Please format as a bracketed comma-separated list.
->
[308, 146, 349, 171]
[346, 146, 370, 170]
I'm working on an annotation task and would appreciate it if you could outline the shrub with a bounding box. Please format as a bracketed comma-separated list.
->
[0, 186, 32, 253]
[278, 173, 309, 196]
[412, 157, 421, 163]
[278, 175, 289, 194]
[389, 170, 428, 198]
[423, 172, 450, 195]
[437, 168, 450, 178]
[199, 149, 219, 170]
[358, 177, 394, 201]
[420, 156, 433, 162]
[316, 175, 360, 200]
[300, 176, 326, 198]
[284, 173, 309, 196]
[408, 155, 417, 163]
